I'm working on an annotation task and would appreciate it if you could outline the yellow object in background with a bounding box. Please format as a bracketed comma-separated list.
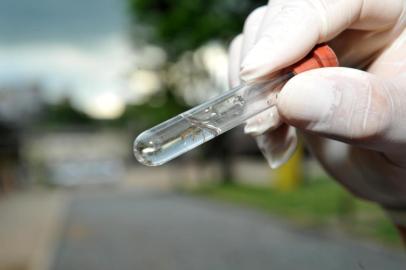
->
[272, 143, 303, 191]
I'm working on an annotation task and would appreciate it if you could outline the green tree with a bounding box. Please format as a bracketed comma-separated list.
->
[128, 0, 263, 59]
[43, 98, 95, 127]
[128, 0, 263, 183]
[120, 88, 188, 131]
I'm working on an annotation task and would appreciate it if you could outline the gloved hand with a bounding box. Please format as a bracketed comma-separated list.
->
[228, 0, 406, 227]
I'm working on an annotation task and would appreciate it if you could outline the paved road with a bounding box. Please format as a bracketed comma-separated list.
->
[51, 191, 406, 270]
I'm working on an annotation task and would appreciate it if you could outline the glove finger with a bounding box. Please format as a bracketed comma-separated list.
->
[277, 67, 403, 155]
[228, 34, 244, 88]
[240, 6, 267, 59]
[256, 124, 297, 169]
[240, 0, 404, 82]
[245, 106, 282, 136]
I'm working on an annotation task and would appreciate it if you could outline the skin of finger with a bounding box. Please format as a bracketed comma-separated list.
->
[228, 34, 244, 88]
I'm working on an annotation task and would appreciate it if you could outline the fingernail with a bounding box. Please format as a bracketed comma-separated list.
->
[244, 107, 281, 136]
[278, 74, 341, 129]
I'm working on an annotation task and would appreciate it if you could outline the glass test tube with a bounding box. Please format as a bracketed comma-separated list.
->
[133, 44, 338, 166]
[134, 74, 291, 166]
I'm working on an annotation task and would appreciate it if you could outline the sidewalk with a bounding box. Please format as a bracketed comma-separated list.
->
[0, 189, 69, 270]
[52, 191, 406, 270]
[1, 188, 406, 270]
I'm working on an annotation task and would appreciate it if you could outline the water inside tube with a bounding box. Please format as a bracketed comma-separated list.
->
[134, 76, 289, 166]
[134, 92, 247, 165]
[134, 115, 222, 166]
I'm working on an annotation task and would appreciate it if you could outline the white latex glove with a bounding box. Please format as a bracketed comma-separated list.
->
[228, 0, 406, 216]
[228, 9, 299, 169]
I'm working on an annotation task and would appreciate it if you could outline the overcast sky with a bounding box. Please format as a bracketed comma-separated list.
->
[0, 0, 136, 118]
[0, 0, 127, 44]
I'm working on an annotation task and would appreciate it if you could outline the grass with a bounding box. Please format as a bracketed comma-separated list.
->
[192, 178, 402, 247]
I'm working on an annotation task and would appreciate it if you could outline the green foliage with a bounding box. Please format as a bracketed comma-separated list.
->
[193, 179, 402, 246]
[128, 0, 264, 58]
[125, 0, 262, 134]
[43, 99, 96, 126]
[120, 88, 189, 130]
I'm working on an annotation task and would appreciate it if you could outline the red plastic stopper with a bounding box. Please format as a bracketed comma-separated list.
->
[292, 44, 339, 74]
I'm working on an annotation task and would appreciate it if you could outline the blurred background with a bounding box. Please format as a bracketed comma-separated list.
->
[0, 0, 405, 269]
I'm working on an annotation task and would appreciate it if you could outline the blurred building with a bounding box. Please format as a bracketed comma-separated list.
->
[0, 82, 43, 193]
[24, 130, 129, 187]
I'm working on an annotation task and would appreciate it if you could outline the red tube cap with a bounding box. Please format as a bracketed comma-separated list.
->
[292, 44, 339, 74]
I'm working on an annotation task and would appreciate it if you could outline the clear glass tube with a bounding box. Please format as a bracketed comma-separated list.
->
[134, 72, 293, 166]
